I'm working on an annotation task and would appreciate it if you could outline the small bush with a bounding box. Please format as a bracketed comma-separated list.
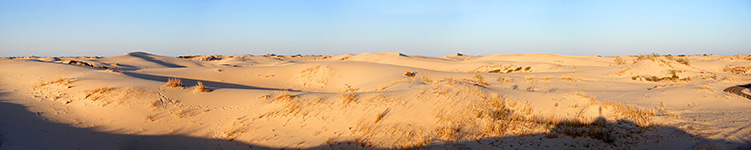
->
[614, 57, 626, 65]
[497, 76, 513, 83]
[341, 84, 359, 104]
[675, 57, 689, 65]
[473, 74, 489, 86]
[724, 65, 751, 75]
[164, 78, 184, 88]
[631, 71, 688, 82]
[193, 81, 212, 93]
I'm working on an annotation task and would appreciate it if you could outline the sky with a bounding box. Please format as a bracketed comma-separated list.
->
[1, 0, 749, 57]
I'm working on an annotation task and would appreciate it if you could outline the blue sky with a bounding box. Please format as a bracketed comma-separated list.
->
[1, 0, 749, 57]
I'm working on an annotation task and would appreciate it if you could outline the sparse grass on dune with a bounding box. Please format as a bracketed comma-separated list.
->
[341, 81, 667, 148]
[84, 86, 149, 106]
[631, 71, 691, 82]
[632, 53, 690, 66]
[724, 65, 751, 75]
[268, 90, 304, 115]
[472, 74, 489, 86]
[340, 84, 359, 104]
[614, 56, 626, 65]
[472, 65, 532, 73]
[33, 77, 74, 90]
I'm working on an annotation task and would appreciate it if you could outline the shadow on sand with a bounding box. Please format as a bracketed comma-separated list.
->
[0, 91, 261, 150]
[122, 72, 296, 91]
[1, 90, 749, 149]
[126, 52, 187, 68]
[724, 83, 751, 100]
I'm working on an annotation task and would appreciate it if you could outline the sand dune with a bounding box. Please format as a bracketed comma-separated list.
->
[1, 52, 750, 149]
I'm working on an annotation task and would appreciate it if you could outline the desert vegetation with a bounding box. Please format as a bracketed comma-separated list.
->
[472, 65, 532, 73]
[164, 78, 184, 88]
[193, 81, 212, 93]
[724, 65, 751, 75]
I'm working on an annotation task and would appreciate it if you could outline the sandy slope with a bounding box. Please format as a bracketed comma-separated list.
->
[1, 52, 750, 149]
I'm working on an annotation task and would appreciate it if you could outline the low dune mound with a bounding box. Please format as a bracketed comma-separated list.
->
[724, 65, 751, 75]
[617, 55, 704, 81]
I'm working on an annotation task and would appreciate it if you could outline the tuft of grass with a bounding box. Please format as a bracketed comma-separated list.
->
[193, 81, 212, 93]
[341, 84, 359, 104]
[614, 56, 626, 65]
[473, 65, 531, 73]
[374, 108, 390, 123]
[631, 71, 689, 82]
[34, 77, 74, 90]
[84, 87, 115, 101]
[497, 76, 513, 83]
[675, 57, 690, 65]
[271, 90, 297, 102]
[164, 78, 184, 88]
[723, 65, 750, 75]
[601, 102, 656, 127]
[473, 74, 488, 86]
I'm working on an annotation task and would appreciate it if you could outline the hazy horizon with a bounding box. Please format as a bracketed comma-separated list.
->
[1, 0, 750, 57]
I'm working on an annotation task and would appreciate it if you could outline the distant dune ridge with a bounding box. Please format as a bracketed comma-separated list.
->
[0, 52, 750, 149]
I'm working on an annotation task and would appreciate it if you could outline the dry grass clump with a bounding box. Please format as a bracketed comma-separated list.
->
[733, 54, 751, 60]
[601, 102, 656, 127]
[84, 87, 147, 106]
[524, 76, 536, 81]
[472, 74, 489, 86]
[635, 53, 661, 62]
[84, 87, 116, 101]
[198, 55, 222, 61]
[550, 118, 616, 143]
[631, 71, 690, 82]
[374, 108, 390, 123]
[193, 81, 212, 93]
[164, 78, 184, 88]
[560, 76, 574, 81]
[633, 53, 690, 65]
[471, 65, 532, 73]
[34, 77, 74, 90]
[224, 117, 250, 141]
[271, 90, 298, 102]
[497, 76, 513, 83]
[614, 56, 626, 65]
[341, 84, 359, 104]
[269, 90, 304, 115]
[723, 65, 751, 75]
[675, 57, 690, 65]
